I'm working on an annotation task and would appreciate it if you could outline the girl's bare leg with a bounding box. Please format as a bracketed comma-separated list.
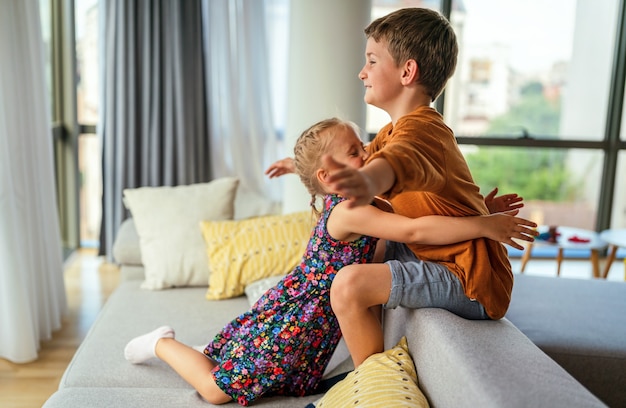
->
[124, 327, 231, 405]
[155, 338, 232, 405]
[330, 263, 392, 367]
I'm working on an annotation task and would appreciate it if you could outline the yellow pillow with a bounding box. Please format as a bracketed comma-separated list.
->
[201, 211, 313, 300]
[316, 337, 429, 407]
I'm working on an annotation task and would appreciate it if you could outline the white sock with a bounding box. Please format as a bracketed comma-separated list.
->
[124, 326, 175, 364]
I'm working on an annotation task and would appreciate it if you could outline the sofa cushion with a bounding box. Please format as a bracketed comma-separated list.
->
[201, 211, 312, 300]
[59, 281, 251, 389]
[233, 187, 282, 220]
[244, 275, 286, 306]
[313, 336, 428, 408]
[43, 387, 321, 408]
[111, 218, 142, 266]
[507, 274, 626, 408]
[59, 280, 350, 391]
[123, 178, 239, 290]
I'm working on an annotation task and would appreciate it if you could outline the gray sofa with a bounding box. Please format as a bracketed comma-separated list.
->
[506, 273, 626, 407]
[43, 195, 626, 407]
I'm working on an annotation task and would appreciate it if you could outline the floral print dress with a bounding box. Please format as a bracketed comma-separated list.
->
[204, 194, 379, 406]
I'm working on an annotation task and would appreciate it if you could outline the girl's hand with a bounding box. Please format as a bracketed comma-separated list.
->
[323, 155, 376, 207]
[483, 210, 538, 250]
[265, 157, 295, 178]
[484, 187, 524, 214]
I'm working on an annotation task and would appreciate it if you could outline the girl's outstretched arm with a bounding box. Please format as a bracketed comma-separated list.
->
[265, 157, 295, 178]
[328, 203, 537, 250]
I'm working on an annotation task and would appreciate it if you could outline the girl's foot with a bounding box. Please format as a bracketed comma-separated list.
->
[124, 326, 175, 364]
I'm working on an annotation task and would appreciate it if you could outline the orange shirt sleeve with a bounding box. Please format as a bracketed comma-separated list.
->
[367, 110, 451, 199]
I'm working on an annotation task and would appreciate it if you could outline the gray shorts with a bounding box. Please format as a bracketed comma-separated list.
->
[384, 241, 489, 320]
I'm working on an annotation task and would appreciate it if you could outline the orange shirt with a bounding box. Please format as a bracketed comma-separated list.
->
[367, 106, 513, 319]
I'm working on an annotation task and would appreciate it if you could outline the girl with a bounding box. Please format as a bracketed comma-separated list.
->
[124, 118, 537, 406]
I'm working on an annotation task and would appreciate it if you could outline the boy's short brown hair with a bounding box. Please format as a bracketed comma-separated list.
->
[365, 7, 458, 102]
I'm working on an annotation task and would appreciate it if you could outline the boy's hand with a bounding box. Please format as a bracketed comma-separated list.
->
[265, 157, 295, 178]
[484, 210, 538, 250]
[323, 155, 376, 207]
[484, 187, 524, 214]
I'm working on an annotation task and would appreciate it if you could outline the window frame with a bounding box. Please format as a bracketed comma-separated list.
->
[367, 0, 626, 232]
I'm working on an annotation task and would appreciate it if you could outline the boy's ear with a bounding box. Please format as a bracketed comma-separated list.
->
[401, 59, 419, 85]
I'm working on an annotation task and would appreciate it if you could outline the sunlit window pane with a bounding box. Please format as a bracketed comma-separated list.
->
[78, 134, 102, 247]
[75, 0, 101, 247]
[460, 145, 602, 229]
[611, 151, 626, 229]
[446, 0, 619, 140]
[75, 0, 99, 124]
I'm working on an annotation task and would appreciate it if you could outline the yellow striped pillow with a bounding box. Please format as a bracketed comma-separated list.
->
[316, 337, 429, 407]
[201, 211, 313, 300]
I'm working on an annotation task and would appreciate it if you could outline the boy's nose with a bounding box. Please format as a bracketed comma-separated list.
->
[358, 67, 366, 80]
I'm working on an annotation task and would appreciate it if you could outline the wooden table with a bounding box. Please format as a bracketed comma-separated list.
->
[599, 228, 626, 279]
[520, 225, 608, 278]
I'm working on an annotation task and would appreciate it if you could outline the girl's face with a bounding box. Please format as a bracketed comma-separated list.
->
[327, 126, 368, 170]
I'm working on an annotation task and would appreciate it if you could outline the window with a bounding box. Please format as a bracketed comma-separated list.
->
[460, 145, 603, 230]
[366, 0, 626, 239]
[75, 0, 100, 247]
[75, 0, 99, 125]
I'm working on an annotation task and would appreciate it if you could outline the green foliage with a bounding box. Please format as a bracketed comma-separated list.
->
[465, 147, 580, 201]
[486, 81, 560, 137]
[463, 81, 582, 201]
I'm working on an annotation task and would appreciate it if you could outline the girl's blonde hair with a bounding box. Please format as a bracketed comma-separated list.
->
[293, 118, 360, 215]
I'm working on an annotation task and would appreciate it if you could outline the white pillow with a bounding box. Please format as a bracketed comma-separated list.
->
[123, 177, 239, 290]
[244, 275, 286, 306]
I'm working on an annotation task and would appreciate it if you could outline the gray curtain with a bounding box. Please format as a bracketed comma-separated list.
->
[99, 0, 210, 258]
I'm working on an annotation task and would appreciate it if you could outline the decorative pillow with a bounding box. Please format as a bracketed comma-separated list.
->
[313, 337, 429, 408]
[123, 177, 239, 290]
[201, 211, 312, 300]
[244, 275, 286, 306]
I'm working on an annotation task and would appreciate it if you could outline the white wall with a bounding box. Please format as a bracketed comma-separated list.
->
[282, 0, 371, 213]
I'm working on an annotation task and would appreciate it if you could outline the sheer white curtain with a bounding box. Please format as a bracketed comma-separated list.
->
[202, 0, 281, 201]
[0, 0, 67, 363]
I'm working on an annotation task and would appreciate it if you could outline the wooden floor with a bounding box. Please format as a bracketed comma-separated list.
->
[0, 249, 120, 408]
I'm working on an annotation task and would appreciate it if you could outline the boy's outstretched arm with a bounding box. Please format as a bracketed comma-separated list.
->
[323, 155, 396, 207]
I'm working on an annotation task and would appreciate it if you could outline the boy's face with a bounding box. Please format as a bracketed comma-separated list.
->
[359, 38, 404, 112]
[327, 127, 368, 170]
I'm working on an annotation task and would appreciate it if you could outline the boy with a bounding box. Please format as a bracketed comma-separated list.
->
[325, 7, 519, 367]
